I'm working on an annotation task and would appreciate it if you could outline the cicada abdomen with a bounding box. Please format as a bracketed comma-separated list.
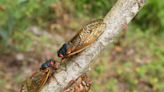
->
[58, 19, 106, 59]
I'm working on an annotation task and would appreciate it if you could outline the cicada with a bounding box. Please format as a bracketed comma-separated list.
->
[57, 19, 106, 59]
[20, 59, 60, 92]
[64, 74, 92, 92]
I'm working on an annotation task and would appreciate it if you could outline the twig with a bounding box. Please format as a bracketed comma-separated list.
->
[41, 0, 146, 92]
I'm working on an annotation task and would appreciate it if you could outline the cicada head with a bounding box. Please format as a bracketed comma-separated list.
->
[40, 59, 60, 70]
[57, 43, 71, 58]
[40, 59, 54, 70]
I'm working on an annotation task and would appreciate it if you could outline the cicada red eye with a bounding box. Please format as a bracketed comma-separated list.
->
[59, 54, 64, 58]
[57, 19, 106, 59]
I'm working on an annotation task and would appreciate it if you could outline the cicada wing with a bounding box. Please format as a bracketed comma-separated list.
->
[20, 75, 36, 92]
[67, 19, 106, 56]
[20, 69, 51, 92]
[67, 43, 91, 57]
[70, 19, 105, 45]
[30, 69, 50, 92]
[81, 19, 106, 44]
[20, 81, 28, 92]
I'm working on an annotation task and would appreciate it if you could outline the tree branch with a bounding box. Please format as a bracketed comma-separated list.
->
[41, 0, 146, 92]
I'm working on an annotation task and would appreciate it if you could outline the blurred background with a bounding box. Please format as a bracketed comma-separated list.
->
[0, 0, 164, 92]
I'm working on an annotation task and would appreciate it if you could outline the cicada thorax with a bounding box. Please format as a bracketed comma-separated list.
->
[58, 19, 106, 59]
[64, 74, 92, 92]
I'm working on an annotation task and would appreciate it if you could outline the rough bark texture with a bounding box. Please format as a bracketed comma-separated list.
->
[41, 0, 146, 92]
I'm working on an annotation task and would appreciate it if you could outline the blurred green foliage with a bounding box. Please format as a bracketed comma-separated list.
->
[0, 0, 163, 51]
[134, 0, 164, 34]
[0, 0, 164, 92]
[90, 30, 164, 92]
[73, 0, 116, 17]
[0, 0, 59, 51]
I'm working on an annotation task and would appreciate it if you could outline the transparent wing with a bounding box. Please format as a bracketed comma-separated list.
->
[20, 69, 50, 92]
[67, 19, 106, 56]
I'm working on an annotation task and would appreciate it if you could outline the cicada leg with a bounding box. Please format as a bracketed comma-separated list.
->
[60, 58, 67, 71]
